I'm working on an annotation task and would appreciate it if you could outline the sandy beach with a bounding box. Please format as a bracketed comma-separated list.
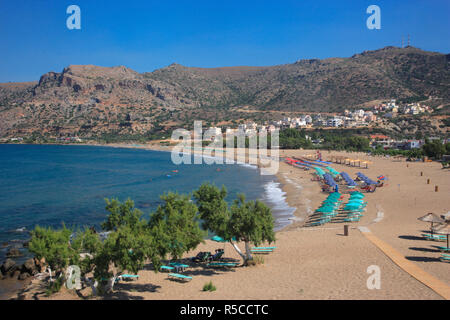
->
[5, 144, 450, 300]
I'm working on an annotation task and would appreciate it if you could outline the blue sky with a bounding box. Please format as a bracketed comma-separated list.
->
[0, 0, 449, 82]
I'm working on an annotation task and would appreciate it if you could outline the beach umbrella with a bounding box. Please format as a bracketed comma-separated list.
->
[418, 213, 445, 234]
[349, 194, 365, 199]
[211, 235, 237, 242]
[211, 235, 226, 242]
[211, 235, 227, 251]
[441, 212, 450, 222]
[211, 235, 237, 251]
[349, 200, 364, 204]
[344, 205, 362, 209]
[436, 224, 450, 248]
[316, 207, 335, 212]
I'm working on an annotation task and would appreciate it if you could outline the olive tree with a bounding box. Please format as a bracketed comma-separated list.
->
[194, 183, 275, 265]
[148, 192, 206, 260]
[95, 198, 160, 292]
[29, 224, 77, 281]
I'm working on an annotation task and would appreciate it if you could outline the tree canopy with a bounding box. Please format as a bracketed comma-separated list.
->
[148, 192, 205, 260]
[193, 183, 275, 265]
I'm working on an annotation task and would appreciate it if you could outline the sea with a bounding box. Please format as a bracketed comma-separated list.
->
[0, 144, 296, 267]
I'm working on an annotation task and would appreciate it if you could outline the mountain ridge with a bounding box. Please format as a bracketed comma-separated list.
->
[0, 46, 449, 138]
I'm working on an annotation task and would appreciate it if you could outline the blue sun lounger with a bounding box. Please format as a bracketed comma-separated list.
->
[117, 274, 139, 281]
[160, 265, 175, 272]
[207, 262, 239, 268]
[168, 273, 193, 281]
[250, 248, 273, 254]
[440, 253, 450, 262]
[168, 262, 190, 272]
[422, 233, 446, 241]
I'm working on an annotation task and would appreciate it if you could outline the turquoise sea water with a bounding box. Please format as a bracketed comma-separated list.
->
[0, 144, 295, 265]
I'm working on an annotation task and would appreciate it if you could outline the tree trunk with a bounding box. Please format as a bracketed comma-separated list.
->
[230, 240, 253, 265]
[106, 273, 119, 293]
[244, 241, 253, 262]
[48, 266, 53, 282]
[85, 277, 98, 296]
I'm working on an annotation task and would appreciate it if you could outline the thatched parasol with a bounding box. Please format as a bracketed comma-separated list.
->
[436, 224, 450, 248]
[418, 213, 445, 234]
[441, 212, 450, 222]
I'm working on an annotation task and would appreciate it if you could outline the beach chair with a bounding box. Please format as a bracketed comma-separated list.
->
[169, 262, 189, 272]
[160, 265, 175, 272]
[250, 248, 273, 254]
[421, 233, 446, 242]
[308, 218, 329, 226]
[208, 249, 225, 261]
[436, 246, 450, 253]
[207, 262, 239, 268]
[344, 216, 361, 223]
[191, 251, 211, 262]
[168, 273, 193, 282]
[252, 247, 276, 250]
[439, 253, 450, 263]
[117, 274, 139, 282]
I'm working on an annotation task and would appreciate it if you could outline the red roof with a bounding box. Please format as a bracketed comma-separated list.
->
[370, 134, 389, 140]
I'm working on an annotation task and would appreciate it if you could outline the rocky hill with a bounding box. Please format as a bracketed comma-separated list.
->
[0, 46, 448, 138]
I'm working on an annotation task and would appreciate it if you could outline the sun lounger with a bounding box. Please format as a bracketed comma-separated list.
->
[117, 274, 139, 282]
[344, 217, 361, 222]
[191, 251, 211, 262]
[422, 233, 446, 241]
[437, 246, 450, 253]
[440, 254, 450, 263]
[250, 248, 274, 252]
[309, 219, 328, 226]
[119, 274, 139, 278]
[160, 265, 175, 272]
[207, 262, 239, 268]
[169, 262, 189, 272]
[168, 273, 193, 281]
[252, 247, 276, 250]
[208, 250, 225, 261]
[250, 249, 273, 254]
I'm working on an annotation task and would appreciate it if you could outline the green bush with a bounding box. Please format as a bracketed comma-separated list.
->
[202, 281, 216, 292]
[45, 276, 64, 296]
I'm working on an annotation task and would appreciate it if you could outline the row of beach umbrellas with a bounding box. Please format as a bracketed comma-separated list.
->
[323, 173, 337, 188]
[314, 192, 343, 215]
[342, 191, 366, 212]
[340, 172, 358, 187]
[314, 167, 326, 178]
[356, 172, 377, 185]
[326, 166, 340, 178]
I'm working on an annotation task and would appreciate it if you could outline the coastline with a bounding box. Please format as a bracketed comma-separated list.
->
[65, 141, 302, 231]
[3, 144, 450, 300]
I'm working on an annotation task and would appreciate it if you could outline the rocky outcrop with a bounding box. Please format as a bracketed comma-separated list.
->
[1, 258, 16, 276]
[6, 247, 22, 258]
[21, 258, 38, 275]
[1, 257, 45, 281]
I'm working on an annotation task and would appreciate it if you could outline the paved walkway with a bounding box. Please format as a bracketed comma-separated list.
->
[359, 227, 450, 300]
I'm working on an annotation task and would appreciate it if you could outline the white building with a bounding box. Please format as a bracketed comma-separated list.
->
[327, 117, 343, 127]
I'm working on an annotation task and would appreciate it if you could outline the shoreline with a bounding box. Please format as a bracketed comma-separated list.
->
[0, 142, 298, 299]
[16, 141, 302, 231]
[3, 145, 450, 300]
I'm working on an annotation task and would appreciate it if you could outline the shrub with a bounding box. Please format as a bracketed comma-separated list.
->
[253, 255, 265, 265]
[202, 281, 216, 292]
[45, 276, 64, 296]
